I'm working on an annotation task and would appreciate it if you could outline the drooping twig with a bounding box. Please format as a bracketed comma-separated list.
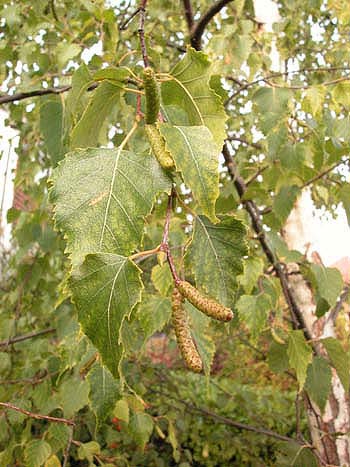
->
[0, 402, 75, 426]
[62, 425, 74, 467]
[150, 388, 301, 444]
[300, 158, 349, 189]
[190, 0, 234, 50]
[182, 0, 194, 30]
[119, 7, 141, 30]
[160, 188, 180, 282]
[326, 284, 350, 325]
[138, 0, 149, 67]
[0, 328, 56, 347]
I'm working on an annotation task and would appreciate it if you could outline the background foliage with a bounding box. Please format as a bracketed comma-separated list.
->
[0, 0, 350, 466]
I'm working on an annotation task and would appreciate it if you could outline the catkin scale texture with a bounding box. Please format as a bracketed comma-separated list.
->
[172, 288, 203, 373]
[142, 67, 160, 124]
[145, 124, 175, 169]
[177, 280, 233, 322]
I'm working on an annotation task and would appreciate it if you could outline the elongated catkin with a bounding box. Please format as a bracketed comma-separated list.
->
[145, 124, 174, 169]
[176, 280, 233, 322]
[172, 288, 203, 373]
[142, 67, 160, 124]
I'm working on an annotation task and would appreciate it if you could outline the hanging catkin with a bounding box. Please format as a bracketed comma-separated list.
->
[172, 287, 203, 373]
[142, 67, 160, 124]
[145, 124, 175, 169]
[176, 280, 233, 322]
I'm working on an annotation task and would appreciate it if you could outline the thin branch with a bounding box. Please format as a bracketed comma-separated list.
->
[326, 284, 350, 324]
[222, 143, 315, 346]
[63, 426, 74, 467]
[0, 402, 75, 426]
[300, 158, 349, 189]
[226, 136, 263, 150]
[119, 7, 141, 30]
[190, 0, 234, 50]
[150, 388, 300, 444]
[245, 165, 269, 187]
[225, 66, 350, 105]
[182, 0, 194, 30]
[138, 0, 149, 67]
[160, 188, 180, 282]
[0, 328, 56, 347]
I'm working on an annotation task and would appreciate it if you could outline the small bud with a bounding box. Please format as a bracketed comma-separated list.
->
[176, 280, 233, 322]
[172, 288, 203, 373]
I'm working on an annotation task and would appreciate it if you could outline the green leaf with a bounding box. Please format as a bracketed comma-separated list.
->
[276, 441, 317, 467]
[46, 424, 70, 453]
[77, 441, 100, 463]
[186, 215, 247, 307]
[65, 64, 92, 124]
[304, 85, 326, 114]
[137, 295, 171, 343]
[87, 362, 120, 427]
[238, 257, 264, 294]
[268, 341, 289, 374]
[160, 125, 219, 222]
[44, 455, 61, 467]
[304, 357, 332, 412]
[273, 185, 299, 224]
[56, 43, 81, 67]
[186, 302, 215, 375]
[161, 47, 227, 149]
[339, 184, 350, 226]
[236, 294, 270, 340]
[69, 254, 142, 377]
[70, 81, 125, 148]
[151, 263, 173, 296]
[113, 399, 129, 424]
[332, 81, 350, 108]
[287, 330, 312, 388]
[58, 378, 89, 418]
[309, 264, 343, 309]
[24, 440, 52, 467]
[40, 95, 64, 165]
[50, 148, 170, 265]
[322, 337, 350, 392]
[129, 413, 154, 449]
[253, 87, 291, 114]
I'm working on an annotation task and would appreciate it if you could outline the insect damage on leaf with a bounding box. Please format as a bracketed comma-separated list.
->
[176, 280, 233, 322]
[142, 67, 160, 124]
[145, 124, 175, 169]
[172, 287, 203, 373]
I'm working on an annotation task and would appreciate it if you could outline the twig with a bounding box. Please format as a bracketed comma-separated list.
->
[225, 66, 350, 105]
[119, 7, 141, 30]
[138, 0, 149, 67]
[129, 245, 161, 261]
[63, 425, 74, 467]
[226, 136, 263, 150]
[222, 143, 315, 347]
[245, 165, 269, 187]
[326, 284, 350, 324]
[300, 158, 349, 189]
[49, 0, 59, 21]
[150, 388, 300, 444]
[0, 402, 75, 426]
[190, 0, 234, 50]
[182, 0, 194, 30]
[159, 188, 180, 282]
[0, 328, 56, 347]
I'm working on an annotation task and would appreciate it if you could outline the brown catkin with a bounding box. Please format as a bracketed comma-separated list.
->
[172, 288, 203, 373]
[176, 280, 233, 322]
